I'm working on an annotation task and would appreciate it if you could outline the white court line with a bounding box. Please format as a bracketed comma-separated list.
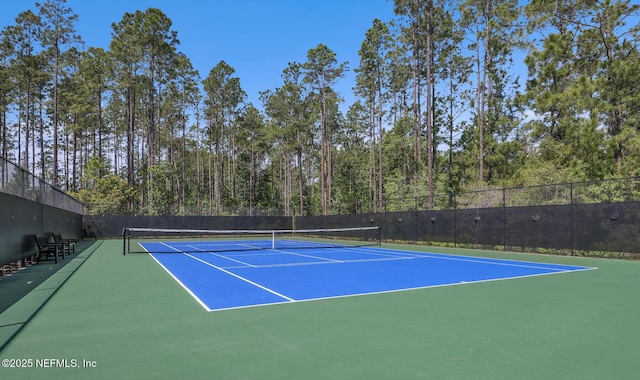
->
[144, 244, 212, 311]
[223, 255, 416, 269]
[267, 248, 343, 263]
[206, 266, 597, 313]
[146, 242, 596, 313]
[159, 241, 184, 253]
[165, 241, 586, 273]
[340, 245, 593, 272]
[414, 252, 587, 271]
[183, 253, 296, 303]
[154, 242, 294, 308]
[289, 267, 598, 305]
[238, 243, 269, 250]
[160, 243, 296, 302]
[347, 246, 425, 258]
[184, 243, 343, 265]
[165, 241, 343, 266]
[187, 245, 257, 268]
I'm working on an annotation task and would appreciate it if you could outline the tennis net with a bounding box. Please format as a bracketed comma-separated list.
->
[122, 226, 381, 255]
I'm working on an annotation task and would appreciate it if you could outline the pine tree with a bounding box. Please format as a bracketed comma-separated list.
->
[302, 44, 347, 215]
[37, 0, 81, 187]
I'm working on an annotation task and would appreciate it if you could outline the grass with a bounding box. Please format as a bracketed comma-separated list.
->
[0, 240, 638, 379]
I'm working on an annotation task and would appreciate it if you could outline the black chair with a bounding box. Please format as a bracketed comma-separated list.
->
[53, 233, 75, 255]
[45, 233, 68, 257]
[32, 235, 62, 264]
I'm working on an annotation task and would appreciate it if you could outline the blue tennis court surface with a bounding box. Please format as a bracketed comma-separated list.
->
[140, 241, 595, 312]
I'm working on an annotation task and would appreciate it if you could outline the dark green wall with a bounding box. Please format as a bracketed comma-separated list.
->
[0, 192, 83, 266]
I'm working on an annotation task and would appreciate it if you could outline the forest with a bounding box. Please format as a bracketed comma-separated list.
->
[0, 0, 639, 216]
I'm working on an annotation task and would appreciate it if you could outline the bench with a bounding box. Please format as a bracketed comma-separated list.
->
[31, 235, 63, 264]
[49, 232, 75, 255]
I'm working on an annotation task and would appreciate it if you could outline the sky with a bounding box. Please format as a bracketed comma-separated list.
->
[1, 0, 397, 109]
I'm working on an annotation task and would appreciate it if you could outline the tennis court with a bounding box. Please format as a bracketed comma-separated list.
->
[137, 235, 594, 312]
[1, 233, 639, 380]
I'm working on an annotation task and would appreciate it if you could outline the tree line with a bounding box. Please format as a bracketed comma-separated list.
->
[1, 0, 638, 216]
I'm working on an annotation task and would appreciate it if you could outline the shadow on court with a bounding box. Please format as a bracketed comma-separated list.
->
[0, 241, 100, 351]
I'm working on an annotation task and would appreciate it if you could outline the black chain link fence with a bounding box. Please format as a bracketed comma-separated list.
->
[1, 157, 83, 214]
[1, 157, 84, 267]
[84, 177, 640, 256]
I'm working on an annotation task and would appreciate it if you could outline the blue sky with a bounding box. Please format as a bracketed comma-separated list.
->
[2, 0, 396, 108]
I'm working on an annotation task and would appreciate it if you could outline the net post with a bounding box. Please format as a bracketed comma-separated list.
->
[122, 228, 128, 255]
[271, 230, 275, 249]
[377, 226, 381, 246]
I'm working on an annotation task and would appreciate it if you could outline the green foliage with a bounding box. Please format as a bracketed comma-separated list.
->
[573, 177, 640, 204]
[69, 157, 132, 215]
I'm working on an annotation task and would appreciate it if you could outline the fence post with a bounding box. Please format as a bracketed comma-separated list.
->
[570, 182, 574, 255]
[454, 192, 457, 247]
[502, 188, 506, 251]
[414, 197, 419, 244]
